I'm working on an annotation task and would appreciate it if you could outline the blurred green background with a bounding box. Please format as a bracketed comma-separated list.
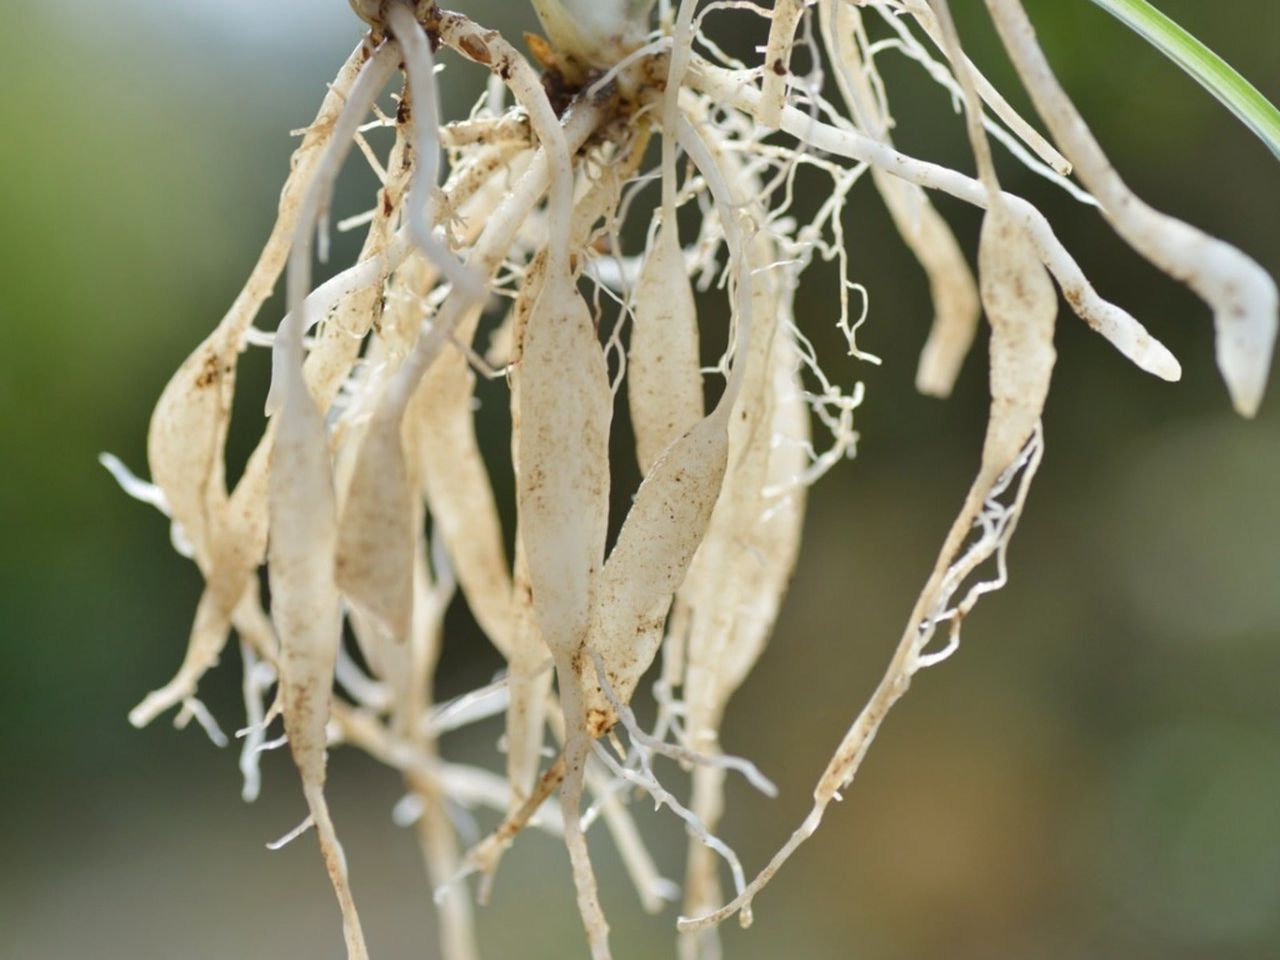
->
[2, 1, 1278, 957]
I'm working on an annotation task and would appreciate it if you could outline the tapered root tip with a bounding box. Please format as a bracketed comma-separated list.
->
[1217, 312, 1277, 418]
[129, 681, 192, 728]
[1145, 340, 1183, 383]
[1203, 246, 1279, 417]
[914, 313, 978, 399]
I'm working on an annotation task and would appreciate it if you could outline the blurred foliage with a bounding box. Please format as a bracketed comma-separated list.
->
[1, 1, 1277, 957]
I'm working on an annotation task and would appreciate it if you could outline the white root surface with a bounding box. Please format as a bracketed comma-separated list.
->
[758, 0, 807, 129]
[689, 61, 1184, 383]
[984, 0, 1276, 416]
[629, 224, 706, 474]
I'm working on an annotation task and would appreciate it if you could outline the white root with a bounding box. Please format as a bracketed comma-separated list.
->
[335, 409, 416, 642]
[681, 7, 1061, 930]
[689, 60, 1183, 383]
[587, 409, 730, 722]
[399, 145, 528, 658]
[269, 338, 368, 958]
[545, 693, 680, 914]
[820, 0, 981, 399]
[385, 2, 485, 301]
[591, 652, 777, 796]
[269, 41, 400, 415]
[505, 137, 645, 805]
[130, 44, 406, 731]
[265, 39, 406, 960]
[505, 247, 556, 810]
[407, 314, 516, 653]
[588, 714, 749, 901]
[406, 537, 479, 960]
[172, 696, 228, 747]
[334, 115, 420, 647]
[406, 770, 481, 960]
[929, 0, 1058, 469]
[678, 427, 1045, 934]
[337, 94, 606, 672]
[629, 223, 706, 474]
[131, 239, 401, 731]
[147, 40, 370, 565]
[516, 281, 611, 665]
[662, 0, 699, 225]
[984, 0, 1276, 416]
[237, 639, 276, 803]
[373, 97, 607, 420]
[977, 203, 1058, 474]
[671, 112, 810, 960]
[519, 273, 613, 957]
[892, 0, 1071, 175]
[581, 111, 758, 727]
[438, 14, 616, 954]
[330, 3, 499, 660]
[129, 42, 375, 727]
[758, 0, 808, 130]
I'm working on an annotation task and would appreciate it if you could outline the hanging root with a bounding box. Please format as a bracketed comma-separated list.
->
[819, 0, 981, 398]
[589, 652, 757, 899]
[305, 783, 370, 960]
[679, 425, 1045, 933]
[438, 753, 567, 902]
[406, 770, 480, 960]
[983, 0, 1276, 416]
[688, 60, 1182, 383]
[557, 674, 613, 960]
[385, 2, 485, 301]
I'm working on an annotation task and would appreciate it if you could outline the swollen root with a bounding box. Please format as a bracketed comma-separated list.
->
[112, 1, 1274, 958]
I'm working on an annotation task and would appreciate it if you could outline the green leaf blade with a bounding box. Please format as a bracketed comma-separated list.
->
[1088, 0, 1280, 161]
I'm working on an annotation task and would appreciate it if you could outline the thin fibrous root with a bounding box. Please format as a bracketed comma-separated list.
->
[307, 783, 370, 960]
[678, 426, 1044, 933]
[555, 669, 613, 960]
[590, 651, 777, 798]
[435, 754, 567, 905]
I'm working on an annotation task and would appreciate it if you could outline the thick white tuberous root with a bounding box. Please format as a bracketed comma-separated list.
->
[128, 42, 374, 728]
[117, 1, 1275, 957]
[984, 0, 1276, 417]
[629, 223, 705, 474]
[585, 406, 730, 722]
[269, 343, 367, 959]
[265, 40, 419, 955]
[588, 119, 751, 709]
[335, 411, 416, 642]
[516, 274, 611, 660]
[517, 268, 615, 954]
[496, 30, 612, 954]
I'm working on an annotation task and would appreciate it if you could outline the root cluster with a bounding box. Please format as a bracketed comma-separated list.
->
[108, 2, 1274, 958]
